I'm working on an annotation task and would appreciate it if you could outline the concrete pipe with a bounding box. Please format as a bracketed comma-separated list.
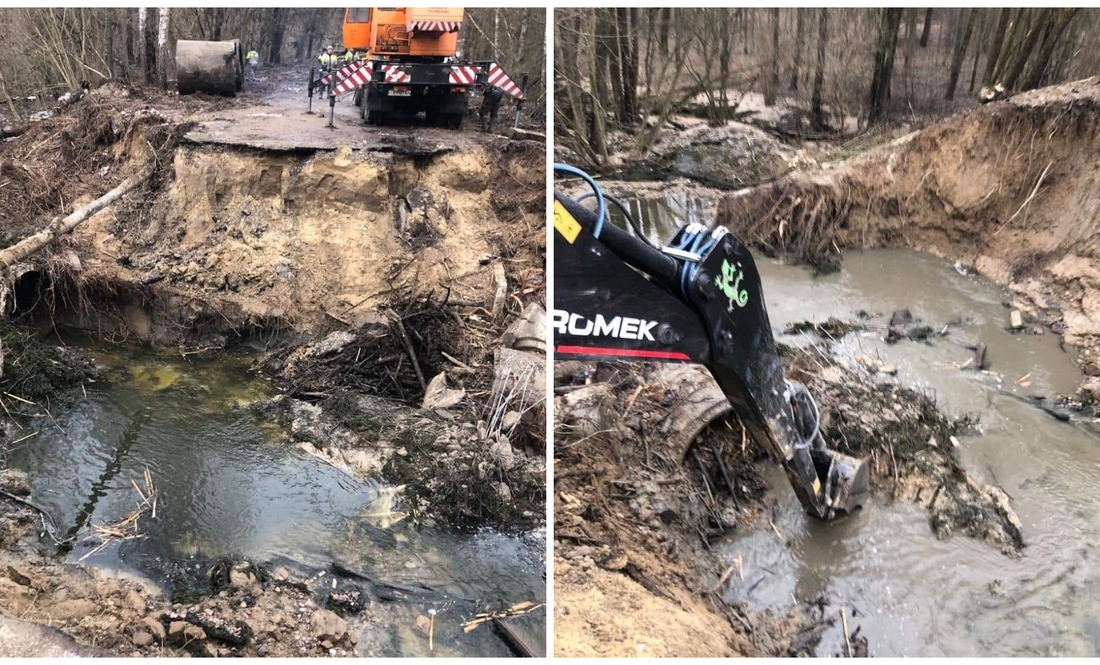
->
[176, 39, 242, 96]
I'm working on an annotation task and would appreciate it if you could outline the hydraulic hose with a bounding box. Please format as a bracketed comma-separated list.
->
[555, 191, 680, 286]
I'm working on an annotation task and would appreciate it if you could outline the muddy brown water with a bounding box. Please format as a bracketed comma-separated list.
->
[613, 196, 1100, 656]
[5, 334, 544, 657]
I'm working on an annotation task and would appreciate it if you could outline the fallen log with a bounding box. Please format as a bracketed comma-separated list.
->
[0, 164, 153, 314]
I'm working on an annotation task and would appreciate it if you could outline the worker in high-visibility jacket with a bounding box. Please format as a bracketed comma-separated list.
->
[246, 49, 259, 78]
[319, 47, 340, 70]
[344, 48, 356, 64]
[317, 47, 338, 98]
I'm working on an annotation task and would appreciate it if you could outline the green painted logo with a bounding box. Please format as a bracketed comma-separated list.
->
[715, 259, 749, 311]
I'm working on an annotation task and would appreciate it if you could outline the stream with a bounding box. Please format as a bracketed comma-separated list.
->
[5, 334, 544, 657]
[614, 194, 1100, 657]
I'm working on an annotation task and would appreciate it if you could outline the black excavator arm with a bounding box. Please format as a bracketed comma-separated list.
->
[553, 189, 869, 519]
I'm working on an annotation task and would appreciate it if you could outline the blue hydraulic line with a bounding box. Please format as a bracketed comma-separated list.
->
[553, 163, 606, 239]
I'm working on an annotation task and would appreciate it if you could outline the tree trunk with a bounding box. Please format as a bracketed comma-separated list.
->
[0, 71, 22, 124]
[1020, 9, 1078, 91]
[268, 7, 284, 65]
[811, 8, 828, 130]
[902, 8, 917, 99]
[658, 8, 670, 51]
[156, 8, 169, 89]
[617, 8, 638, 126]
[790, 9, 805, 91]
[141, 8, 157, 85]
[719, 9, 733, 118]
[945, 8, 975, 100]
[919, 8, 933, 47]
[594, 10, 618, 123]
[866, 8, 903, 124]
[997, 9, 1052, 91]
[123, 8, 136, 81]
[212, 8, 223, 41]
[991, 8, 1028, 85]
[981, 8, 1011, 88]
[105, 11, 116, 79]
[765, 8, 779, 106]
[968, 10, 989, 94]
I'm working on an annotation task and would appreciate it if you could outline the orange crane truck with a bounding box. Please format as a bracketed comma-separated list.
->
[323, 7, 526, 129]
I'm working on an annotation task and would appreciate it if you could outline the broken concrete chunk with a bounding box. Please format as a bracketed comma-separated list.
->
[310, 609, 348, 643]
[333, 145, 353, 168]
[422, 372, 465, 410]
[1009, 310, 1024, 329]
[502, 303, 547, 353]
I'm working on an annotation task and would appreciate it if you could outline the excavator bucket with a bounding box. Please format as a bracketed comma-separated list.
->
[813, 449, 871, 516]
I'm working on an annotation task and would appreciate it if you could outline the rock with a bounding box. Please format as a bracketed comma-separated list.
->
[321, 640, 334, 650]
[1009, 310, 1024, 329]
[501, 410, 522, 432]
[422, 372, 465, 410]
[127, 590, 148, 616]
[309, 609, 348, 643]
[879, 364, 898, 375]
[53, 599, 97, 622]
[488, 436, 517, 470]
[139, 617, 166, 643]
[229, 569, 256, 590]
[132, 632, 155, 647]
[168, 621, 206, 646]
[414, 615, 431, 635]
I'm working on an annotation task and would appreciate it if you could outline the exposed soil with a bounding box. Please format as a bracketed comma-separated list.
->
[717, 77, 1100, 404]
[1, 72, 544, 656]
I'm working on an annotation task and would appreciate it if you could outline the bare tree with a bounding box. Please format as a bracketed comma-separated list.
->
[765, 8, 779, 106]
[156, 7, 169, 89]
[919, 8, 933, 47]
[790, 9, 806, 91]
[867, 8, 903, 124]
[945, 8, 974, 100]
[811, 8, 828, 130]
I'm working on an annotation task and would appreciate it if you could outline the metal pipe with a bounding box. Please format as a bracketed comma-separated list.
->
[307, 65, 315, 114]
[513, 72, 528, 128]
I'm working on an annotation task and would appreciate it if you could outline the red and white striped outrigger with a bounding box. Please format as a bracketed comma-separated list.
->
[407, 20, 460, 32]
[322, 60, 525, 100]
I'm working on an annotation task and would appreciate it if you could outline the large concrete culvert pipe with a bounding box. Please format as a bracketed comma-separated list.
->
[176, 39, 243, 96]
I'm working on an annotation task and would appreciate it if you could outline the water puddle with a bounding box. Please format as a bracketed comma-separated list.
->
[6, 333, 544, 656]
[612, 192, 1100, 656]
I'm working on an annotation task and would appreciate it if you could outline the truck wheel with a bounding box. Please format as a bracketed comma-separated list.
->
[353, 88, 363, 108]
[446, 113, 464, 130]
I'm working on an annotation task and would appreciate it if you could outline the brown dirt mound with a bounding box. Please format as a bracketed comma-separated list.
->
[717, 77, 1100, 386]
